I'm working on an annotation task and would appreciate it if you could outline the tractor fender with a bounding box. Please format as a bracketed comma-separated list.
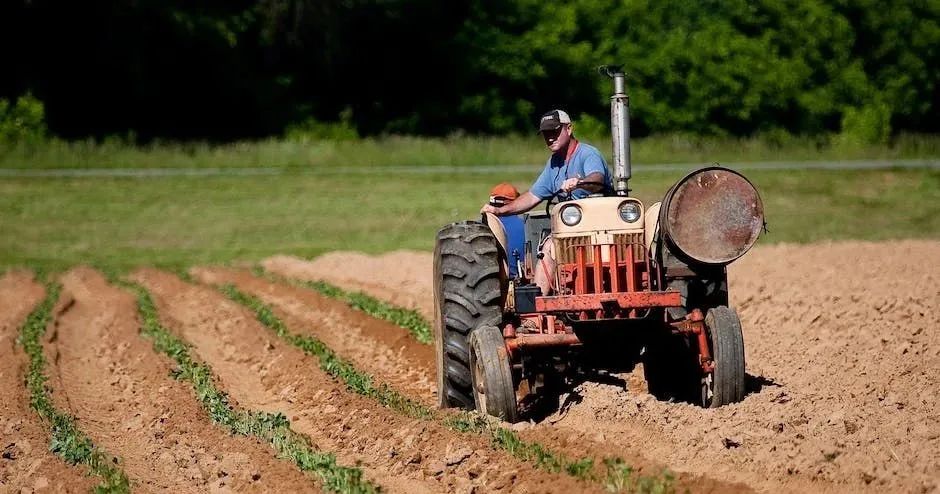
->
[644, 201, 661, 255]
[482, 212, 511, 280]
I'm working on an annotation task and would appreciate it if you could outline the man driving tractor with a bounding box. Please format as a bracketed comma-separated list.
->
[436, 68, 762, 422]
[480, 109, 613, 294]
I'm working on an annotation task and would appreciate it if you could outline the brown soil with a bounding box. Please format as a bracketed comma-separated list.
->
[0, 271, 96, 493]
[263, 251, 435, 321]
[261, 240, 940, 494]
[191, 267, 749, 493]
[191, 266, 437, 405]
[131, 267, 600, 493]
[48, 267, 317, 493]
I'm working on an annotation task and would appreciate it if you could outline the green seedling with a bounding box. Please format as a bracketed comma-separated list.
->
[17, 282, 131, 493]
[122, 281, 377, 494]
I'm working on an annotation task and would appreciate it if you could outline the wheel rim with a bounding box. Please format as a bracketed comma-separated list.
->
[701, 371, 714, 406]
[472, 347, 488, 412]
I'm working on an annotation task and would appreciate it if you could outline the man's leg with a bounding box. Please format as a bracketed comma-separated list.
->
[533, 237, 555, 296]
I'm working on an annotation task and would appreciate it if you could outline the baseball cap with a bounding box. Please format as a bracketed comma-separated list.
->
[538, 109, 572, 133]
[489, 182, 520, 206]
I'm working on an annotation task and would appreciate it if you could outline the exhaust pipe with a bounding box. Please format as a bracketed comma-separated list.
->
[602, 65, 631, 195]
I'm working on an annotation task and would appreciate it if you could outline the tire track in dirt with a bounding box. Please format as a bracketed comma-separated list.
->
[192, 267, 436, 406]
[262, 240, 940, 494]
[194, 267, 750, 494]
[48, 267, 316, 493]
[131, 268, 599, 494]
[0, 271, 95, 493]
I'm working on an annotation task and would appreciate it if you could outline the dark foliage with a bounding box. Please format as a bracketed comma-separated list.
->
[2, 0, 937, 140]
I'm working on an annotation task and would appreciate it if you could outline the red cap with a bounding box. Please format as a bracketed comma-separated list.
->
[489, 183, 520, 205]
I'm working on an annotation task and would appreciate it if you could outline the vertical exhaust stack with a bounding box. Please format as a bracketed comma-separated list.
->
[603, 65, 631, 195]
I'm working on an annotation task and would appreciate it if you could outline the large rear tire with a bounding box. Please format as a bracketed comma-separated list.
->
[469, 325, 518, 422]
[433, 221, 504, 409]
[702, 306, 746, 407]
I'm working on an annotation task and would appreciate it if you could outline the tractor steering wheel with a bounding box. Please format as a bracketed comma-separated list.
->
[544, 180, 607, 216]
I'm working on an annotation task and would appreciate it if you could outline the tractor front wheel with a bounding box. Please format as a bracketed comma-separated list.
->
[469, 325, 518, 422]
[701, 306, 746, 407]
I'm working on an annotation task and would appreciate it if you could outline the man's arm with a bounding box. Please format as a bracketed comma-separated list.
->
[481, 191, 542, 216]
[561, 171, 606, 193]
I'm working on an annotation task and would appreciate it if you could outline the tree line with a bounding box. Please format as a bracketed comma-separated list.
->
[2, 0, 937, 143]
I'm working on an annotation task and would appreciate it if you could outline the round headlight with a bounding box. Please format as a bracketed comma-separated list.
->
[619, 201, 641, 222]
[560, 205, 582, 226]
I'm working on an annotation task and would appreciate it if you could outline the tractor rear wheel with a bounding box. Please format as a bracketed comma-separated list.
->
[469, 325, 518, 422]
[433, 221, 504, 409]
[701, 306, 746, 407]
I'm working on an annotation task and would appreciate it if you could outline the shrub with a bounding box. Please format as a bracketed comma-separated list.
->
[285, 108, 359, 142]
[576, 113, 609, 141]
[838, 101, 892, 146]
[0, 93, 47, 143]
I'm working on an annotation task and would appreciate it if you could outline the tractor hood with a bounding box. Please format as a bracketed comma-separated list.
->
[550, 196, 645, 237]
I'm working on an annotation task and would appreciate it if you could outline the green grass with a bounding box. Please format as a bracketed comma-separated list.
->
[0, 167, 937, 273]
[123, 281, 377, 494]
[1, 133, 938, 170]
[17, 282, 131, 493]
[220, 283, 676, 492]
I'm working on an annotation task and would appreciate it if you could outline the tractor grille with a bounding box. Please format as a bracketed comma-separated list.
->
[555, 235, 592, 264]
[555, 233, 645, 264]
[614, 233, 646, 263]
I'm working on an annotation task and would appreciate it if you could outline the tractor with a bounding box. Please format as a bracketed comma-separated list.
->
[433, 66, 765, 422]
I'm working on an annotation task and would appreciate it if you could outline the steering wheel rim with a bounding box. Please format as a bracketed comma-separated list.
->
[543, 180, 608, 215]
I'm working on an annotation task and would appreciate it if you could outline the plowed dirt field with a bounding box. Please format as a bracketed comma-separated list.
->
[3, 240, 937, 493]
[262, 240, 940, 494]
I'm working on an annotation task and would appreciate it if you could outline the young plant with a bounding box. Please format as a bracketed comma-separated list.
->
[18, 282, 131, 493]
[222, 282, 677, 491]
[123, 281, 377, 494]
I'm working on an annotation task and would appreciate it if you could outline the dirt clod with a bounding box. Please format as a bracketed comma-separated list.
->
[444, 446, 473, 466]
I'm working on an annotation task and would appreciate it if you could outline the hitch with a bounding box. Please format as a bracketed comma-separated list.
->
[670, 308, 715, 373]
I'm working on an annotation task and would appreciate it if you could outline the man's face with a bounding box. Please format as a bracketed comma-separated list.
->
[541, 124, 572, 154]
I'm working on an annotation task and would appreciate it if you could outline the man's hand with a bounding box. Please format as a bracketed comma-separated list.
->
[480, 204, 500, 215]
[482, 191, 541, 216]
[561, 176, 581, 193]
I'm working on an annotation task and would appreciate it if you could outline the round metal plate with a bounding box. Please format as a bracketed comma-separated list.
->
[662, 167, 764, 265]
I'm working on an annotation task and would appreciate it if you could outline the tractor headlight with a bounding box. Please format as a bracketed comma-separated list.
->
[560, 205, 582, 226]
[618, 201, 641, 223]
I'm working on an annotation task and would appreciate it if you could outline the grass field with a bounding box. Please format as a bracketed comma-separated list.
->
[2, 133, 939, 170]
[2, 167, 937, 273]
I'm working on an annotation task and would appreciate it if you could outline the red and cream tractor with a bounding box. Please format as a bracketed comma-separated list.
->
[433, 67, 765, 422]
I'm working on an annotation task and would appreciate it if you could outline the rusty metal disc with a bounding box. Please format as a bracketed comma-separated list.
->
[660, 167, 764, 265]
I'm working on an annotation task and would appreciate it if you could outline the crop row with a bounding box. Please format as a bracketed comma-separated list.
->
[17, 282, 130, 493]
[124, 281, 377, 493]
[230, 272, 678, 493]
[15, 269, 675, 493]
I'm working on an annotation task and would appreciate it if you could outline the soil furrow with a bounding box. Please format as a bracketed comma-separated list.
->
[192, 267, 436, 405]
[131, 267, 600, 494]
[261, 240, 940, 494]
[263, 252, 435, 322]
[195, 266, 749, 493]
[0, 271, 96, 493]
[49, 267, 317, 493]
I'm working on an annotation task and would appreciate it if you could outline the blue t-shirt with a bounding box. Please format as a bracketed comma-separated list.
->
[529, 142, 612, 200]
[497, 215, 525, 277]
